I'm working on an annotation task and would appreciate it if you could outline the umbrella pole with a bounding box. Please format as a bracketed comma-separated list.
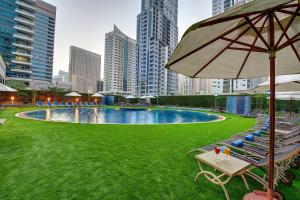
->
[268, 12, 275, 200]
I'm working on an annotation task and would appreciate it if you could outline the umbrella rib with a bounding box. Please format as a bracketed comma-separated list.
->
[192, 15, 266, 78]
[277, 8, 300, 16]
[244, 16, 270, 49]
[236, 16, 269, 79]
[277, 32, 300, 50]
[274, 13, 300, 63]
[274, 7, 300, 48]
[221, 37, 267, 51]
[227, 47, 267, 52]
[166, 14, 265, 68]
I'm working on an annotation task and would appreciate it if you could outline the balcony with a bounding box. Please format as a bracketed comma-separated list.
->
[16, 0, 36, 11]
[11, 67, 32, 74]
[14, 25, 34, 35]
[12, 43, 34, 50]
[11, 60, 32, 66]
[15, 8, 35, 19]
[14, 17, 35, 26]
[12, 51, 33, 58]
[13, 33, 34, 42]
[8, 77, 32, 82]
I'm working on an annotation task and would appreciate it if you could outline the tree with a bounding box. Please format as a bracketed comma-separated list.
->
[6, 80, 27, 90]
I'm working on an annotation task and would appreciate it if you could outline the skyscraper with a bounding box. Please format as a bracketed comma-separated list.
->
[104, 25, 136, 94]
[136, 0, 178, 96]
[0, 0, 56, 88]
[30, 0, 56, 89]
[69, 46, 101, 93]
[0, 0, 36, 83]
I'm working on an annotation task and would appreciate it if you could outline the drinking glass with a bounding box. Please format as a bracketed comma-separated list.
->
[214, 146, 221, 159]
[224, 148, 231, 160]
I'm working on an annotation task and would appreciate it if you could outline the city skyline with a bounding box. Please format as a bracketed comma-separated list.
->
[43, 0, 212, 77]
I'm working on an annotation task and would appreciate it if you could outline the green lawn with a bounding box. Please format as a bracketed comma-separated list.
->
[0, 107, 299, 200]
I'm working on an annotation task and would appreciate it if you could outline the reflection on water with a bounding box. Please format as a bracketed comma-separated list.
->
[24, 108, 219, 124]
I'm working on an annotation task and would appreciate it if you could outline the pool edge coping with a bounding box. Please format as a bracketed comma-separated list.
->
[15, 108, 226, 125]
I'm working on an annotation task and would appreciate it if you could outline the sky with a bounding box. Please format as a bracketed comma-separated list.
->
[44, 0, 212, 77]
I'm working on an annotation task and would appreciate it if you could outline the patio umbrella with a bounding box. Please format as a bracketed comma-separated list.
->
[0, 83, 17, 92]
[125, 95, 136, 99]
[166, 0, 300, 199]
[146, 95, 156, 99]
[139, 96, 148, 99]
[65, 92, 81, 97]
[269, 93, 300, 116]
[91, 93, 103, 97]
[254, 74, 300, 92]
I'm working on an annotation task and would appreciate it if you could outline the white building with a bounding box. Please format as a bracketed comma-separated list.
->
[69, 46, 101, 93]
[104, 25, 136, 94]
[136, 0, 178, 96]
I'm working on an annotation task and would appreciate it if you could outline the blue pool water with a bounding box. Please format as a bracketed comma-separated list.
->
[20, 108, 220, 124]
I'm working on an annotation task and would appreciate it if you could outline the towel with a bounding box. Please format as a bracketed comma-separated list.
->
[231, 139, 243, 147]
[245, 134, 254, 142]
[261, 126, 268, 131]
[252, 130, 261, 137]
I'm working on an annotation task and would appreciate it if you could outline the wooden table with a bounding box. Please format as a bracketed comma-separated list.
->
[195, 151, 252, 200]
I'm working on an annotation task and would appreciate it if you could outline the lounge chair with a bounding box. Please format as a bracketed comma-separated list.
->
[53, 101, 60, 107]
[79, 102, 85, 107]
[46, 101, 52, 107]
[93, 102, 99, 107]
[37, 101, 43, 107]
[61, 101, 67, 107]
[74, 102, 80, 107]
[87, 102, 93, 107]
[67, 102, 73, 107]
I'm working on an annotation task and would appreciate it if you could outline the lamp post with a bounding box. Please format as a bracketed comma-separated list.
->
[214, 94, 218, 111]
[10, 96, 15, 105]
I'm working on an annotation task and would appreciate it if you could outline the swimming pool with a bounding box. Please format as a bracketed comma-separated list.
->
[17, 108, 223, 124]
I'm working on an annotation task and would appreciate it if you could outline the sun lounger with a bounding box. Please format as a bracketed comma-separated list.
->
[67, 102, 73, 107]
[37, 101, 43, 107]
[87, 102, 93, 107]
[53, 101, 60, 107]
[61, 101, 67, 107]
[46, 101, 52, 107]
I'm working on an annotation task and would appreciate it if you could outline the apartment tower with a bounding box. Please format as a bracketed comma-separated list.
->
[69, 46, 101, 93]
[104, 25, 136, 94]
[30, 0, 56, 89]
[136, 0, 178, 96]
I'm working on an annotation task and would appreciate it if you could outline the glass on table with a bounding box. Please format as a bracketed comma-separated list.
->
[224, 148, 231, 160]
[214, 146, 221, 159]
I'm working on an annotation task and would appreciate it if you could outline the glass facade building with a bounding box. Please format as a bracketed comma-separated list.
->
[31, 0, 56, 89]
[0, 0, 36, 83]
[0, 0, 56, 88]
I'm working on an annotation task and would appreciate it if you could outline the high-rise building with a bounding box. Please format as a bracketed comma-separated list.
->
[0, 55, 6, 84]
[0, 0, 56, 88]
[0, 0, 36, 83]
[30, 0, 56, 89]
[69, 46, 101, 93]
[104, 25, 136, 94]
[136, 0, 178, 96]
[211, 0, 260, 94]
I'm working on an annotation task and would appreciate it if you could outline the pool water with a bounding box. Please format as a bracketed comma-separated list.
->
[20, 108, 221, 124]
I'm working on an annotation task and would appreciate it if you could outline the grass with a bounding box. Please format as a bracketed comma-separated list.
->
[0, 107, 299, 200]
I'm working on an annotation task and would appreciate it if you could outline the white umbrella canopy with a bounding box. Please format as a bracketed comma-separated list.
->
[146, 95, 156, 99]
[65, 92, 82, 97]
[91, 93, 103, 97]
[0, 83, 17, 92]
[139, 96, 148, 99]
[254, 74, 300, 92]
[271, 94, 300, 100]
[125, 95, 136, 99]
[166, 0, 300, 199]
[167, 0, 300, 79]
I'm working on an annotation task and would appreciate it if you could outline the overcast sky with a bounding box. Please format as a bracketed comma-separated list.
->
[44, 0, 212, 77]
